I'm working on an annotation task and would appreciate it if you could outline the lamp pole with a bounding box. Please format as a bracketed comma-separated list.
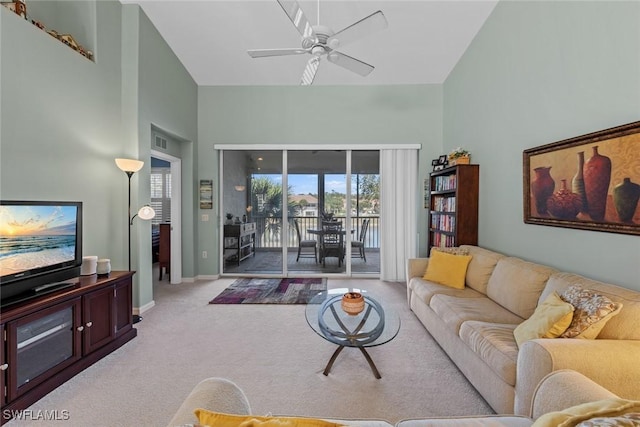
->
[126, 171, 134, 271]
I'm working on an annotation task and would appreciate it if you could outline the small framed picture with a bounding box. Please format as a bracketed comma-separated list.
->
[431, 159, 439, 166]
[434, 165, 445, 171]
[199, 179, 213, 209]
[438, 155, 448, 165]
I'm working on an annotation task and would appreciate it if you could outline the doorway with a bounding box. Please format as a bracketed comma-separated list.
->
[220, 149, 380, 277]
[151, 150, 182, 284]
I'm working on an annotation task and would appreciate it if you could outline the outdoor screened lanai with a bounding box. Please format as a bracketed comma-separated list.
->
[219, 149, 380, 277]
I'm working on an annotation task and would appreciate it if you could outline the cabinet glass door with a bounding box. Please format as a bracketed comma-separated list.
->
[9, 298, 81, 399]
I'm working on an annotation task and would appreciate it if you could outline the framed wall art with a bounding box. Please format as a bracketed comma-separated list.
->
[523, 121, 640, 235]
[199, 179, 213, 209]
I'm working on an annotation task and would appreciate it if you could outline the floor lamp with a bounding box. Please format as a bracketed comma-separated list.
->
[115, 158, 155, 324]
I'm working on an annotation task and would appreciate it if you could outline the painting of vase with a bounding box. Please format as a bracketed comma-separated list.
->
[524, 121, 640, 236]
[583, 146, 611, 222]
[531, 167, 554, 215]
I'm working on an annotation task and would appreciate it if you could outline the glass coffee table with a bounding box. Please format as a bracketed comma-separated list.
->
[305, 288, 401, 379]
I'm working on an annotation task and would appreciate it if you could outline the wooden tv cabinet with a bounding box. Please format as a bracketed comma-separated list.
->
[0, 272, 137, 425]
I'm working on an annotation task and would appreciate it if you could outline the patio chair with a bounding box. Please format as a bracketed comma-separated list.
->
[294, 219, 317, 262]
[351, 218, 370, 262]
[320, 221, 344, 267]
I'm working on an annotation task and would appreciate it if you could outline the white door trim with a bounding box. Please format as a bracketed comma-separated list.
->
[151, 150, 182, 284]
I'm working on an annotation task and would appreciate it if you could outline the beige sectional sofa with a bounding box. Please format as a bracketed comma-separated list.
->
[406, 245, 640, 415]
[167, 370, 630, 426]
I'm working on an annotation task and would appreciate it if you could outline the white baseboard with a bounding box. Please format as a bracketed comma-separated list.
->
[196, 274, 219, 281]
[134, 300, 155, 316]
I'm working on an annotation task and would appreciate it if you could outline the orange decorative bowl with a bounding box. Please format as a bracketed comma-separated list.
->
[341, 292, 365, 315]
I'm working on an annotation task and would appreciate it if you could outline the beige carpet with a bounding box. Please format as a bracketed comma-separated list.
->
[6, 276, 493, 426]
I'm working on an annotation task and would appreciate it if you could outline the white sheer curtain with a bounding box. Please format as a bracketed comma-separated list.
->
[380, 149, 418, 282]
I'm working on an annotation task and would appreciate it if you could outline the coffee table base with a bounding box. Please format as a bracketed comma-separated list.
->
[323, 345, 382, 379]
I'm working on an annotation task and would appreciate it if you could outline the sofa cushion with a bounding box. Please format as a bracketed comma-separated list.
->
[460, 245, 506, 295]
[409, 278, 484, 305]
[459, 321, 519, 386]
[540, 272, 640, 340]
[487, 258, 558, 319]
[397, 416, 532, 426]
[422, 250, 473, 289]
[559, 285, 622, 339]
[513, 292, 575, 347]
[430, 295, 523, 333]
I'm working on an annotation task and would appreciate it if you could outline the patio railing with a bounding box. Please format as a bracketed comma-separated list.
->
[251, 216, 380, 249]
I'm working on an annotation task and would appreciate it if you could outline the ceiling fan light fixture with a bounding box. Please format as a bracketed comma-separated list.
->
[311, 45, 325, 56]
[328, 38, 340, 50]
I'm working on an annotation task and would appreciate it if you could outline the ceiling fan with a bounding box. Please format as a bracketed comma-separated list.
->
[247, 0, 388, 85]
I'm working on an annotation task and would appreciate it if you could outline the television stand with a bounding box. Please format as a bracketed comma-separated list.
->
[0, 272, 136, 425]
[0, 282, 77, 309]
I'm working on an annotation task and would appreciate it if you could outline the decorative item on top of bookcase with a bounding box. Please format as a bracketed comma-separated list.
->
[432, 155, 448, 172]
[428, 164, 479, 253]
[523, 120, 640, 235]
[448, 147, 471, 166]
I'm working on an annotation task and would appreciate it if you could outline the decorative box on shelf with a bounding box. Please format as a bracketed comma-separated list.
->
[449, 156, 470, 166]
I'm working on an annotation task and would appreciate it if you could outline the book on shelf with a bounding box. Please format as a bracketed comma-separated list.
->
[433, 175, 457, 192]
[432, 196, 456, 212]
[431, 215, 456, 231]
[430, 232, 456, 247]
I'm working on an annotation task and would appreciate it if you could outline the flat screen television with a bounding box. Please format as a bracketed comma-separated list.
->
[0, 201, 83, 308]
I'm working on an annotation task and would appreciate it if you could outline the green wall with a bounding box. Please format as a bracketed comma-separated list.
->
[1, 2, 125, 273]
[1, 2, 197, 311]
[444, 1, 640, 290]
[197, 85, 443, 275]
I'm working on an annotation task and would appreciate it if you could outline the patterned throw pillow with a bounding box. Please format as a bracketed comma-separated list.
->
[576, 413, 640, 426]
[431, 246, 470, 256]
[559, 285, 623, 339]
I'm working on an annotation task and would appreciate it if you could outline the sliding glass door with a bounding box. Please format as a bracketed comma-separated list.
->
[221, 149, 379, 276]
[222, 150, 283, 275]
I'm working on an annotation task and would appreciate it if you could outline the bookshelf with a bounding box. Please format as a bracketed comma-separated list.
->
[428, 164, 479, 252]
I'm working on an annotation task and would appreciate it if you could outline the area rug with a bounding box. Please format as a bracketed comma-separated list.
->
[209, 278, 327, 304]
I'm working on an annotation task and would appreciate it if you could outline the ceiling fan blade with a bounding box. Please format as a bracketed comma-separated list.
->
[301, 56, 321, 86]
[326, 51, 374, 77]
[277, 0, 316, 41]
[326, 10, 388, 50]
[247, 48, 308, 58]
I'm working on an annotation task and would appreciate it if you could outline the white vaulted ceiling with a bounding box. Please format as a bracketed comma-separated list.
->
[121, 0, 498, 86]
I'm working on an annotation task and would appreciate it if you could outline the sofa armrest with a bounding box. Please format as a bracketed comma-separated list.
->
[530, 369, 619, 419]
[406, 258, 429, 305]
[166, 378, 251, 427]
[515, 339, 640, 416]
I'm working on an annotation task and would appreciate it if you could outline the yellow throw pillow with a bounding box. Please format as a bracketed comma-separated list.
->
[531, 398, 640, 427]
[422, 250, 472, 289]
[513, 292, 574, 347]
[194, 409, 345, 427]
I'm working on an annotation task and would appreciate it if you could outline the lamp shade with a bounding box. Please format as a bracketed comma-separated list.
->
[137, 205, 156, 220]
[115, 158, 144, 173]
[234, 185, 246, 191]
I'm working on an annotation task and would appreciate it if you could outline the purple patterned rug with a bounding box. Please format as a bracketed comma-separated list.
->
[209, 278, 327, 304]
